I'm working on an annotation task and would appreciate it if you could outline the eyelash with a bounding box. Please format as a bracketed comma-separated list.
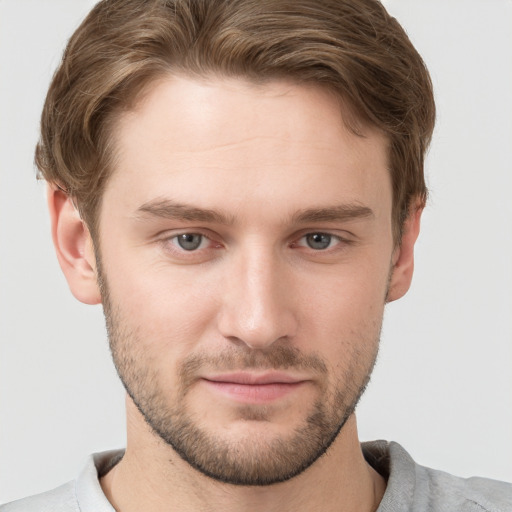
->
[159, 230, 351, 259]
[290, 232, 344, 251]
[169, 232, 220, 252]
[158, 230, 221, 259]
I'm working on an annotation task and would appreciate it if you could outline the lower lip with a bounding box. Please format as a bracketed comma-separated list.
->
[201, 380, 305, 403]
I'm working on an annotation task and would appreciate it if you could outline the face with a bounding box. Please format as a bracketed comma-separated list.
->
[95, 76, 396, 485]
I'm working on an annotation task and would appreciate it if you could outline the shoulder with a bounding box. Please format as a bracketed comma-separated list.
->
[0, 450, 122, 512]
[420, 465, 512, 512]
[0, 481, 78, 512]
[363, 441, 512, 512]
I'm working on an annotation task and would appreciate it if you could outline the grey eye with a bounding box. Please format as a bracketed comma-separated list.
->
[306, 233, 332, 250]
[176, 233, 203, 251]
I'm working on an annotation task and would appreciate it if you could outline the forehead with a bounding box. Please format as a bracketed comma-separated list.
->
[104, 74, 391, 224]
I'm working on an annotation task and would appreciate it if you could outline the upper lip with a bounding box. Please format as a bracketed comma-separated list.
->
[202, 372, 307, 385]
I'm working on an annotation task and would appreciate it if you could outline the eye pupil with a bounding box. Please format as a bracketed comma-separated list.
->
[177, 233, 202, 251]
[306, 233, 331, 250]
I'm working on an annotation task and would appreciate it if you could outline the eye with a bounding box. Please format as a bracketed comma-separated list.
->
[172, 233, 207, 251]
[303, 232, 337, 250]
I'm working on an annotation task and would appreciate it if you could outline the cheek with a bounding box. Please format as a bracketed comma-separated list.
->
[301, 259, 389, 322]
[102, 254, 221, 357]
[296, 262, 388, 358]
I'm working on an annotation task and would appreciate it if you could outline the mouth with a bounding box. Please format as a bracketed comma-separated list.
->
[200, 372, 309, 403]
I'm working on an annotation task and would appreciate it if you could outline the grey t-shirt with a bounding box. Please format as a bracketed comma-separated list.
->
[2, 441, 511, 511]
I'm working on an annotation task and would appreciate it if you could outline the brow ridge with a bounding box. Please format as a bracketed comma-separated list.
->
[136, 198, 373, 226]
[136, 199, 235, 225]
[291, 204, 374, 224]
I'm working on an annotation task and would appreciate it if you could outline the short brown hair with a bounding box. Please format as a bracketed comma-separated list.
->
[36, 0, 435, 242]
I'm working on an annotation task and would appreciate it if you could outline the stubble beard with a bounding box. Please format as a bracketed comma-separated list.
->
[97, 265, 381, 486]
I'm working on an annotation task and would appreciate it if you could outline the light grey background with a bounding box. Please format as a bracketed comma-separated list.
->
[1, 0, 511, 503]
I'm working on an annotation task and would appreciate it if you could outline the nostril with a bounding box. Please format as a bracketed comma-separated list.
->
[218, 305, 298, 350]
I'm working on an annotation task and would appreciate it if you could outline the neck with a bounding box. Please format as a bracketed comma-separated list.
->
[101, 399, 385, 512]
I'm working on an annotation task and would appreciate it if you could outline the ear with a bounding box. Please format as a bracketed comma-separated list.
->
[386, 204, 423, 303]
[47, 185, 101, 305]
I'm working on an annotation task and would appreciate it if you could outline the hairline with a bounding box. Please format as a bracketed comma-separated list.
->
[84, 70, 402, 245]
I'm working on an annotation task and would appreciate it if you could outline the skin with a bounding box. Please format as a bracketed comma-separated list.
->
[49, 75, 422, 512]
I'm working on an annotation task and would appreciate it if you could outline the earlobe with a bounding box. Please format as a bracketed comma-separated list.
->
[386, 205, 423, 303]
[47, 185, 101, 305]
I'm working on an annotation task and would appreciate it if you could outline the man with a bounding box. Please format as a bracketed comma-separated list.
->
[1, 0, 510, 510]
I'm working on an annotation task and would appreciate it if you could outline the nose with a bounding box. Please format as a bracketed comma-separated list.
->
[217, 246, 298, 349]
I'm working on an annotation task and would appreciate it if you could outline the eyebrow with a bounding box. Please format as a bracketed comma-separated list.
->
[136, 199, 235, 225]
[291, 204, 374, 224]
[136, 198, 374, 225]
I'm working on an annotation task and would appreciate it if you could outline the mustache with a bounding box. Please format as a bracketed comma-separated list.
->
[179, 345, 327, 388]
